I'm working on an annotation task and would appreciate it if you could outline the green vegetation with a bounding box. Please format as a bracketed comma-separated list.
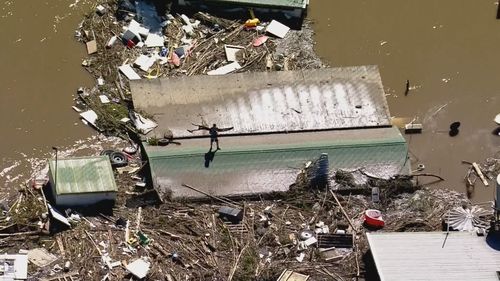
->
[233, 247, 258, 281]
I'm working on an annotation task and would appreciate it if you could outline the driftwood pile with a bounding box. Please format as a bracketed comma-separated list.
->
[74, 0, 322, 136]
[0, 159, 472, 281]
[463, 153, 500, 198]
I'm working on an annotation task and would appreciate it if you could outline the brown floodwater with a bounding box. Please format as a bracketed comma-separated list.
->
[0, 0, 498, 201]
[309, 0, 500, 201]
[0, 0, 94, 182]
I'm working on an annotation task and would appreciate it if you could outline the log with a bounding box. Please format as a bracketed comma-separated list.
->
[158, 230, 182, 240]
[40, 271, 79, 281]
[153, 243, 171, 257]
[0, 224, 16, 233]
[329, 190, 357, 233]
[136, 207, 142, 230]
[115, 80, 127, 101]
[85, 230, 102, 256]
[181, 184, 240, 207]
[411, 173, 445, 181]
[56, 236, 65, 257]
[0, 230, 39, 237]
[354, 244, 360, 278]
[227, 244, 247, 281]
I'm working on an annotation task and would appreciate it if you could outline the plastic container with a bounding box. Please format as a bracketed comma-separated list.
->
[244, 18, 260, 28]
[371, 187, 380, 203]
[364, 209, 385, 228]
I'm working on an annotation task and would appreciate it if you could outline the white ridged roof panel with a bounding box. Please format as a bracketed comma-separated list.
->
[367, 232, 500, 281]
[130, 66, 391, 138]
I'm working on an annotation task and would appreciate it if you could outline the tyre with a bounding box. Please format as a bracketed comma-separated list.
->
[157, 138, 171, 146]
[100, 149, 115, 157]
[110, 151, 128, 167]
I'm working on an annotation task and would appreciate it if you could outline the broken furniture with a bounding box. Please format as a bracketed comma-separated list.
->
[218, 206, 243, 223]
[277, 269, 309, 281]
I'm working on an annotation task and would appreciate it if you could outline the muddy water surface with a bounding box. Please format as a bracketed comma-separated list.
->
[310, 0, 500, 201]
[0, 0, 94, 183]
[0, 0, 498, 201]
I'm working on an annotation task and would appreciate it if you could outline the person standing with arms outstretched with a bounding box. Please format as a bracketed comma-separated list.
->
[188, 123, 234, 150]
[209, 124, 221, 150]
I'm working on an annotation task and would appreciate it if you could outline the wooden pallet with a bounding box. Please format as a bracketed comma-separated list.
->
[223, 221, 247, 233]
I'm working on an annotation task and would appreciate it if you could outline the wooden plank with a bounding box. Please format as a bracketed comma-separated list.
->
[86, 40, 97, 55]
[472, 162, 489, 186]
[56, 236, 65, 257]
[40, 271, 79, 281]
[329, 190, 358, 233]
[223, 222, 247, 233]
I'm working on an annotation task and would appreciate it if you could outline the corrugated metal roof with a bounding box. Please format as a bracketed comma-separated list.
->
[130, 66, 391, 138]
[145, 127, 408, 199]
[49, 156, 117, 195]
[367, 232, 500, 281]
[203, 0, 308, 9]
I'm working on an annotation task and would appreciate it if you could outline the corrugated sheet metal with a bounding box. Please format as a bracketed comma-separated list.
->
[367, 232, 500, 281]
[130, 66, 391, 139]
[49, 156, 117, 195]
[145, 127, 408, 199]
[204, 0, 308, 9]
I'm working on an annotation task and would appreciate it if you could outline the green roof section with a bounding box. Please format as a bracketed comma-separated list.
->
[144, 127, 409, 199]
[149, 140, 408, 175]
[147, 130, 408, 174]
[146, 134, 406, 161]
[204, 0, 308, 9]
[49, 156, 117, 195]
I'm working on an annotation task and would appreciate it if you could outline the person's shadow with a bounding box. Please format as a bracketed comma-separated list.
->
[204, 148, 219, 168]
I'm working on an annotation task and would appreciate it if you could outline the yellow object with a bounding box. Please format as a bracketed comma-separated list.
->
[249, 8, 256, 19]
[145, 64, 161, 79]
[245, 18, 260, 28]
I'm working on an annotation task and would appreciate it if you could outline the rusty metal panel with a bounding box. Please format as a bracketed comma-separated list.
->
[130, 66, 391, 139]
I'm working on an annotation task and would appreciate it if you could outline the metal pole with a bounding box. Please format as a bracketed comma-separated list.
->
[442, 212, 450, 248]
[52, 147, 58, 191]
[496, 174, 500, 225]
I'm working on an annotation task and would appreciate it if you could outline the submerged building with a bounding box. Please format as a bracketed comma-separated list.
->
[130, 66, 409, 200]
[175, 0, 309, 25]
